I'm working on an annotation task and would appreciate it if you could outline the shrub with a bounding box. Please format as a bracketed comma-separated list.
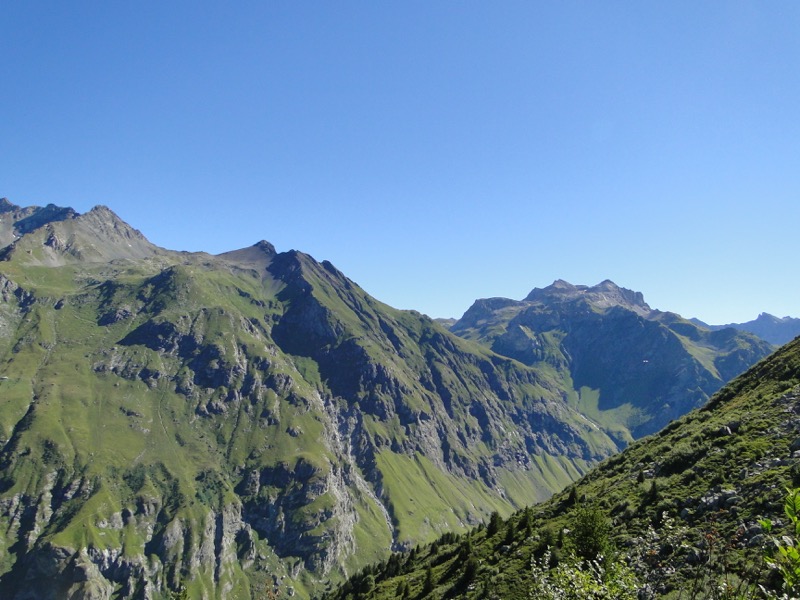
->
[529, 548, 639, 599]
[763, 487, 800, 596]
[568, 505, 611, 564]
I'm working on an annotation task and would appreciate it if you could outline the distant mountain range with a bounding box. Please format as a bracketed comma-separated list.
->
[692, 312, 800, 346]
[0, 199, 780, 598]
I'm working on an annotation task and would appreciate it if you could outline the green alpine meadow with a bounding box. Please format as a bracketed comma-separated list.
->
[0, 200, 782, 599]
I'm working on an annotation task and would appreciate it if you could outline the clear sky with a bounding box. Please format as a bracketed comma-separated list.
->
[2, 2, 798, 324]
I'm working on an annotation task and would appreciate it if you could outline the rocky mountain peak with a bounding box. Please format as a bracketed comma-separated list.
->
[79, 205, 148, 239]
[589, 279, 649, 312]
[524, 280, 582, 303]
[0, 198, 18, 213]
[755, 312, 785, 324]
[595, 278, 620, 291]
[85, 204, 121, 220]
[253, 240, 277, 255]
[524, 279, 650, 314]
[216, 240, 278, 271]
[551, 278, 577, 290]
[451, 297, 524, 334]
[0, 200, 160, 265]
[14, 203, 79, 235]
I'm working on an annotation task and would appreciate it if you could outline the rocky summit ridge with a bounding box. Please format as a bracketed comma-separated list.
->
[524, 279, 650, 315]
[0, 198, 161, 265]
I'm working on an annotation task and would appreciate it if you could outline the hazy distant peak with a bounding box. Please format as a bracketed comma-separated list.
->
[706, 312, 800, 346]
[753, 312, 798, 324]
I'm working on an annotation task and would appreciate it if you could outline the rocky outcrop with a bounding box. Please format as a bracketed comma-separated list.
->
[2, 498, 253, 599]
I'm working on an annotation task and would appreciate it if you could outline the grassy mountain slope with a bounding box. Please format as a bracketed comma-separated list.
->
[0, 201, 620, 599]
[451, 280, 774, 441]
[323, 335, 800, 599]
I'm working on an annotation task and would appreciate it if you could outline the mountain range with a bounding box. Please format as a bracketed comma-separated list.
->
[692, 313, 800, 347]
[0, 199, 784, 599]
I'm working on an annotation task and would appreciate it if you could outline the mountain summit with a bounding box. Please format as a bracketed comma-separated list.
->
[451, 280, 774, 440]
[524, 279, 650, 315]
[0, 199, 161, 265]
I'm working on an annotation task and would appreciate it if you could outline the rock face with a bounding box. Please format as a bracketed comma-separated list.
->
[451, 280, 775, 440]
[0, 201, 619, 598]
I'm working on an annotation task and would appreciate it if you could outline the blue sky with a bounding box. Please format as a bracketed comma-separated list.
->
[2, 2, 798, 323]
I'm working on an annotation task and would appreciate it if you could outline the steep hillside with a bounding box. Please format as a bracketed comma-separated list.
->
[323, 335, 800, 599]
[0, 201, 619, 599]
[451, 280, 774, 440]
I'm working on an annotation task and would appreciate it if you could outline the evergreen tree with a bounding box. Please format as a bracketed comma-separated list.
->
[462, 556, 478, 585]
[459, 534, 473, 560]
[423, 565, 434, 595]
[504, 519, 515, 545]
[567, 486, 578, 505]
[487, 511, 501, 536]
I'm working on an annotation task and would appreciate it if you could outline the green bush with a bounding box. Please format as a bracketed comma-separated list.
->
[529, 548, 639, 599]
[763, 487, 800, 596]
[568, 505, 611, 563]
